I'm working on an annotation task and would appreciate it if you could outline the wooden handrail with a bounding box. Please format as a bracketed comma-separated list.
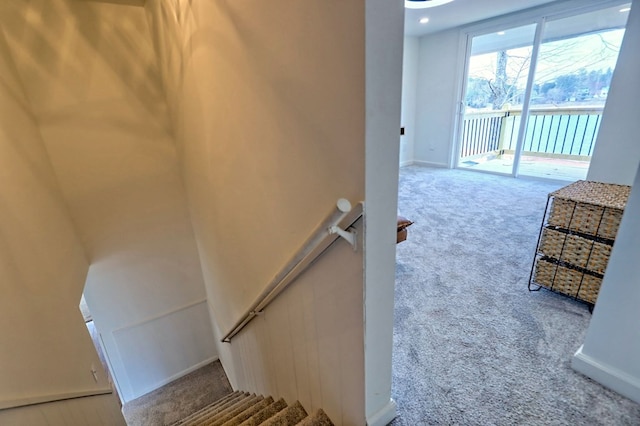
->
[221, 200, 364, 343]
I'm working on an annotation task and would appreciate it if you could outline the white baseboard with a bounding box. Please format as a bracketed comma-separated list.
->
[399, 160, 414, 167]
[367, 398, 397, 426]
[412, 160, 449, 168]
[131, 356, 219, 401]
[573, 345, 640, 404]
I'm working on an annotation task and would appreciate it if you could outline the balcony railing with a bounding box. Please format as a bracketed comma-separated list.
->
[460, 106, 604, 160]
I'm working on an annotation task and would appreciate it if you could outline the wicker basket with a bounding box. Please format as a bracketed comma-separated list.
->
[539, 228, 611, 273]
[533, 259, 602, 304]
[547, 180, 630, 239]
[587, 241, 612, 274]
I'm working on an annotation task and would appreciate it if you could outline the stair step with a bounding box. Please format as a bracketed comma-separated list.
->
[176, 392, 250, 426]
[238, 398, 287, 426]
[173, 391, 242, 425]
[174, 391, 335, 426]
[206, 394, 263, 426]
[196, 393, 256, 426]
[297, 409, 334, 426]
[221, 396, 274, 426]
[260, 401, 307, 426]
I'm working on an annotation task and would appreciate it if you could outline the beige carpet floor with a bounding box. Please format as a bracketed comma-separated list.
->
[122, 360, 233, 426]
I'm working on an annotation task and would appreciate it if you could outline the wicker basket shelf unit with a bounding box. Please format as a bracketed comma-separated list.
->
[528, 180, 631, 307]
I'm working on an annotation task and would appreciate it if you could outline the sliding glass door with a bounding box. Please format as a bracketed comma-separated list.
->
[457, 3, 630, 180]
[458, 23, 537, 175]
[518, 4, 628, 180]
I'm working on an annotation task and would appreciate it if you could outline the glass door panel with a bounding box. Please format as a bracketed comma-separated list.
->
[518, 4, 630, 180]
[458, 24, 537, 175]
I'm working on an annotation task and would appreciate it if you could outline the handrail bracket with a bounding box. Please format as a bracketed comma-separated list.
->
[328, 224, 357, 250]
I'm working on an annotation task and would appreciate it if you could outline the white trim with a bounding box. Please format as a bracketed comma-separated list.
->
[512, 17, 545, 178]
[112, 299, 207, 334]
[98, 329, 125, 405]
[0, 388, 113, 410]
[399, 160, 415, 167]
[367, 398, 397, 426]
[451, 28, 472, 170]
[413, 160, 449, 168]
[572, 345, 640, 404]
[131, 356, 219, 401]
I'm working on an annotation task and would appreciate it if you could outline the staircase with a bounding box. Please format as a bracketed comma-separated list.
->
[171, 391, 334, 426]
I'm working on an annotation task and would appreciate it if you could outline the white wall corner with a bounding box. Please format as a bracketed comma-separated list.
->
[366, 398, 397, 426]
[572, 345, 640, 405]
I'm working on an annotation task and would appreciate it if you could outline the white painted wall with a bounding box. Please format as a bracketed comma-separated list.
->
[572, 163, 640, 403]
[0, 394, 125, 426]
[587, 0, 640, 185]
[572, 0, 640, 404]
[364, 1, 404, 425]
[212, 223, 366, 425]
[414, 29, 461, 168]
[147, 0, 365, 334]
[0, 17, 123, 422]
[146, 0, 369, 423]
[0, 0, 217, 403]
[400, 36, 419, 167]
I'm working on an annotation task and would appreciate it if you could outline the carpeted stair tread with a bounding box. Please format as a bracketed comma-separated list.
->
[181, 392, 249, 426]
[237, 398, 288, 426]
[296, 409, 334, 426]
[177, 392, 251, 426]
[196, 393, 257, 426]
[260, 400, 307, 426]
[173, 391, 336, 426]
[173, 391, 243, 425]
[205, 394, 263, 426]
[220, 396, 275, 426]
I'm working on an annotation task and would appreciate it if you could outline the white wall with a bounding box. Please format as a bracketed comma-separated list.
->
[400, 36, 419, 167]
[0, 15, 123, 422]
[146, 0, 369, 423]
[211, 223, 366, 425]
[572, 0, 640, 404]
[587, 0, 640, 185]
[364, 1, 405, 425]
[414, 29, 461, 168]
[147, 0, 365, 334]
[573, 161, 640, 403]
[0, 0, 217, 403]
[0, 394, 125, 426]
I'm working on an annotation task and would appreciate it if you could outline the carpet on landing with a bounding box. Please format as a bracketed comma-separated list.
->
[122, 360, 233, 426]
[391, 166, 640, 425]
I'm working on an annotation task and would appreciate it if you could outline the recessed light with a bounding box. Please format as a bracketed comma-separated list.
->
[619, 7, 631, 12]
[420, 17, 430, 24]
[405, 0, 454, 10]
[497, 31, 506, 35]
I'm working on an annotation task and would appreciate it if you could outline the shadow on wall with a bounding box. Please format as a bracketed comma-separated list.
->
[2, 0, 168, 133]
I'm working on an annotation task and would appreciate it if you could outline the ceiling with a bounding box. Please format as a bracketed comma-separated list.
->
[404, 0, 563, 36]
